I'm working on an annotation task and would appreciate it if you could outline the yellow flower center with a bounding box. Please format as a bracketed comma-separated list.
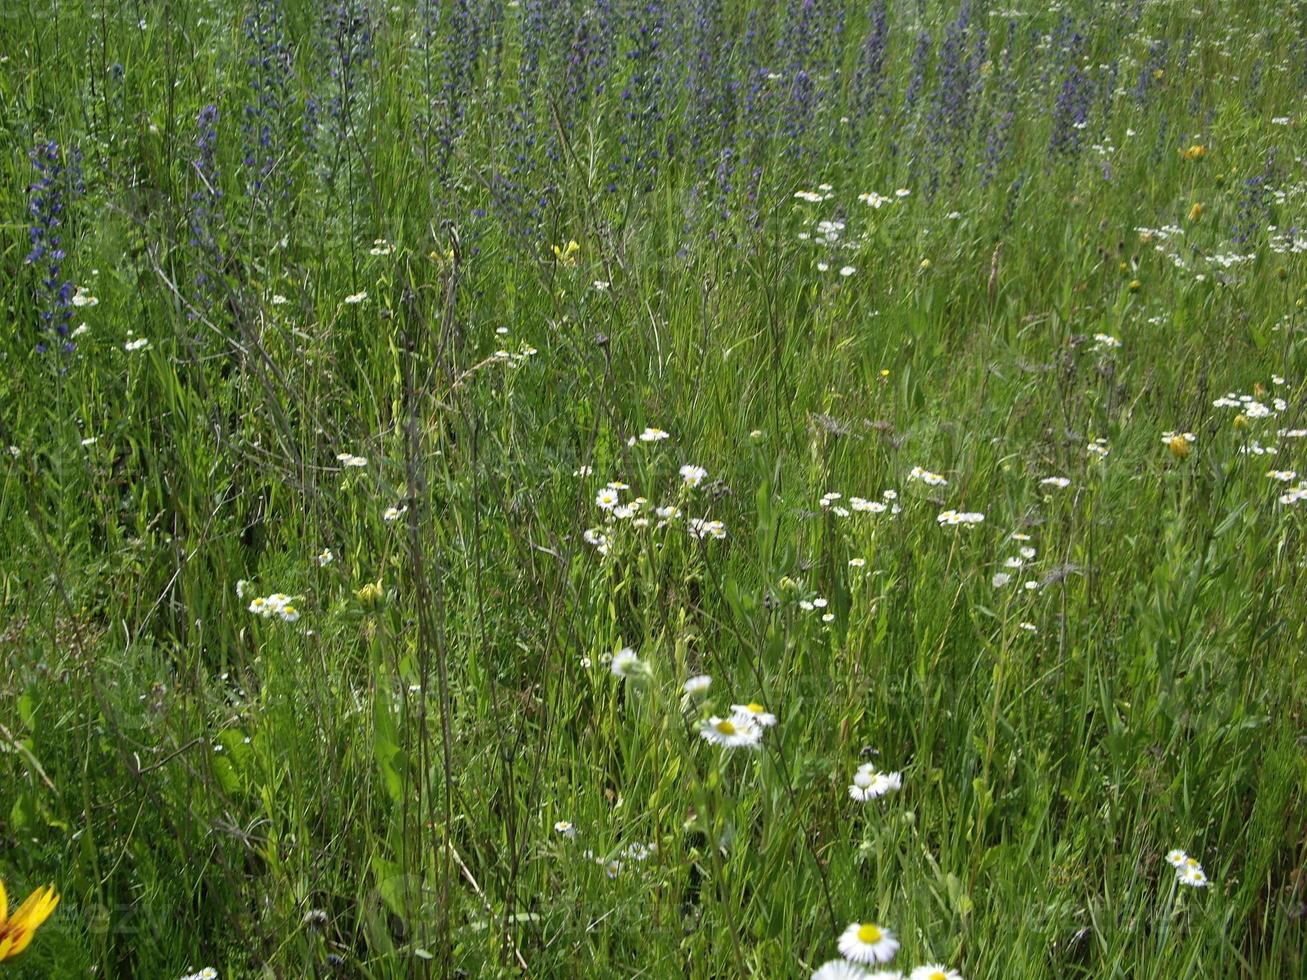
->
[856, 923, 882, 944]
[930, 973, 947, 980]
[746, 703, 765, 714]
[715, 720, 736, 735]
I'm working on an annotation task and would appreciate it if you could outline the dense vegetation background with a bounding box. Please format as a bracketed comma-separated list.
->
[1, 0, 1305, 975]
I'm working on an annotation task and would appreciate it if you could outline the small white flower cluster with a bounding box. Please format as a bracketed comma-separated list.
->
[821, 490, 900, 518]
[583, 840, 659, 879]
[992, 544, 1038, 588]
[1092, 332, 1122, 350]
[688, 517, 727, 540]
[368, 239, 395, 255]
[812, 218, 845, 243]
[857, 187, 911, 209]
[1166, 848, 1210, 888]
[847, 763, 902, 802]
[632, 426, 670, 444]
[335, 452, 368, 468]
[908, 466, 948, 487]
[1277, 480, 1307, 505]
[798, 595, 835, 623]
[71, 285, 99, 307]
[1039, 476, 1071, 489]
[587, 463, 722, 550]
[1212, 391, 1285, 417]
[179, 969, 218, 980]
[343, 290, 368, 305]
[1266, 469, 1298, 482]
[1240, 440, 1278, 456]
[246, 592, 301, 623]
[936, 509, 984, 527]
[582, 527, 610, 554]
[1087, 437, 1110, 459]
[812, 920, 963, 980]
[124, 336, 151, 351]
[491, 344, 538, 366]
[382, 505, 407, 522]
[795, 186, 835, 203]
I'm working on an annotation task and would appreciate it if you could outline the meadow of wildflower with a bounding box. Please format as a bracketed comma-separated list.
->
[2, 0, 1306, 976]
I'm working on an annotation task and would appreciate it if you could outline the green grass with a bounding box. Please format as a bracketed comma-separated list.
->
[1, 0, 1305, 976]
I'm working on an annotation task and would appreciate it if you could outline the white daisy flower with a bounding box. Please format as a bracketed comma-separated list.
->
[688, 518, 726, 540]
[1165, 849, 1189, 868]
[679, 464, 708, 487]
[683, 675, 713, 696]
[1040, 476, 1070, 488]
[1177, 863, 1209, 888]
[554, 821, 576, 839]
[383, 505, 406, 522]
[812, 960, 871, 980]
[909, 967, 964, 980]
[837, 922, 900, 965]
[731, 702, 777, 726]
[595, 487, 620, 509]
[638, 427, 670, 442]
[908, 466, 948, 486]
[610, 647, 648, 679]
[699, 714, 763, 749]
[317, 549, 334, 566]
[344, 290, 368, 304]
[991, 572, 1012, 588]
[848, 765, 903, 802]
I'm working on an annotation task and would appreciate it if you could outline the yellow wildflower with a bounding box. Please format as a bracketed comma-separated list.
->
[0, 880, 59, 961]
[354, 580, 384, 607]
[551, 240, 580, 267]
